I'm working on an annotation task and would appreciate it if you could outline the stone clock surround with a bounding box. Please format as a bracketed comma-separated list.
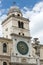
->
[11, 34, 32, 58]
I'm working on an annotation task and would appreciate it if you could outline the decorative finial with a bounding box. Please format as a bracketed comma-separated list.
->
[12, 2, 16, 6]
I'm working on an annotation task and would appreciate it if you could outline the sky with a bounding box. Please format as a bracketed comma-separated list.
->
[0, 0, 43, 44]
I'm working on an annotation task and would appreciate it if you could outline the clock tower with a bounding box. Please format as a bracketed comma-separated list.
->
[2, 6, 37, 65]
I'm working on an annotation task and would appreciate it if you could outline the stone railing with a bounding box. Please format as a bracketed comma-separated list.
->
[10, 56, 37, 64]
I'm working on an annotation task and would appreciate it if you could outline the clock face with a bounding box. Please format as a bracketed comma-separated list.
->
[17, 41, 29, 55]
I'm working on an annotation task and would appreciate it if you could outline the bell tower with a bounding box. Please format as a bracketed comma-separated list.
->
[2, 5, 32, 56]
[2, 6, 30, 39]
[1, 5, 37, 65]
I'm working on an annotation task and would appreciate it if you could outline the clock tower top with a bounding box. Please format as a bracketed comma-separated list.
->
[2, 5, 30, 39]
[8, 6, 23, 17]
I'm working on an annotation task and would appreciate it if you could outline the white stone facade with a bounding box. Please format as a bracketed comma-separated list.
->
[0, 5, 42, 65]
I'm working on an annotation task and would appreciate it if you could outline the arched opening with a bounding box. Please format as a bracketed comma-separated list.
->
[19, 33, 21, 35]
[17, 14, 20, 16]
[3, 43, 7, 53]
[3, 62, 7, 65]
[18, 21, 24, 29]
[22, 33, 24, 36]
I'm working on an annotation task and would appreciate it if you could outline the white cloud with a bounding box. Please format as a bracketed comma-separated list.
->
[0, 1, 1, 4]
[22, 1, 43, 44]
[33, 1, 43, 12]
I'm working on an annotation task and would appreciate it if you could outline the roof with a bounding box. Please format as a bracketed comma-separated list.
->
[8, 6, 22, 15]
[2, 6, 30, 25]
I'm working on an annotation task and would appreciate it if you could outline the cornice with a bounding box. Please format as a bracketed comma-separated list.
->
[2, 14, 30, 25]
[0, 37, 12, 41]
[11, 33, 32, 39]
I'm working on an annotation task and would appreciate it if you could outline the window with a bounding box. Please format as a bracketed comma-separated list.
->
[12, 14, 15, 17]
[21, 22, 24, 28]
[3, 62, 7, 65]
[18, 21, 24, 29]
[22, 33, 24, 36]
[18, 21, 21, 28]
[17, 14, 20, 16]
[19, 33, 20, 35]
[3, 43, 7, 53]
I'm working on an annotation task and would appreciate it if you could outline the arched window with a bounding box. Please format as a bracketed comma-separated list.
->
[22, 33, 24, 36]
[17, 14, 20, 16]
[18, 21, 21, 28]
[18, 21, 24, 29]
[21, 22, 24, 28]
[3, 43, 7, 53]
[3, 62, 7, 65]
[19, 32, 21, 35]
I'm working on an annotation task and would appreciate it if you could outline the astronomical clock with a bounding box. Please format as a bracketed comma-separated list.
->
[12, 35, 31, 58]
[17, 41, 29, 55]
